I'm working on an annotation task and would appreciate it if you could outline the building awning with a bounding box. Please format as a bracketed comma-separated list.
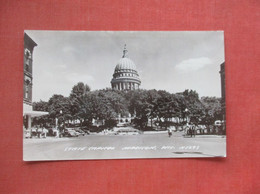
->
[23, 110, 49, 117]
[23, 103, 48, 117]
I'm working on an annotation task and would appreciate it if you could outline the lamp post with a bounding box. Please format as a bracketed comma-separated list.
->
[55, 109, 63, 138]
[59, 110, 63, 137]
[184, 108, 189, 123]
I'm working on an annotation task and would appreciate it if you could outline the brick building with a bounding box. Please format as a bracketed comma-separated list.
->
[23, 33, 48, 130]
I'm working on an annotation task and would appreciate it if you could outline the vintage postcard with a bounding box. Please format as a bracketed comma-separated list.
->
[23, 31, 226, 161]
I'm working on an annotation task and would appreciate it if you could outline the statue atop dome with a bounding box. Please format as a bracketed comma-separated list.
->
[111, 45, 141, 91]
[122, 44, 128, 58]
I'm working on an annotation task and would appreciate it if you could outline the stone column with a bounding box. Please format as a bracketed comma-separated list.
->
[28, 115, 32, 129]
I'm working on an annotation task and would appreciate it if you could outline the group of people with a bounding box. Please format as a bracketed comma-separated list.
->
[167, 123, 197, 138]
[28, 125, 48, 138]
[186, 124, 196, 137]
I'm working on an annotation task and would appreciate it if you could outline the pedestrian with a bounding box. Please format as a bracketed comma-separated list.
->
[42, 125, 48, 138]
[190, 123, 195, 137]
[36, 125, 42, 138]
[189, 123, 193, 137]
[168, 127, 172, 137]
[185, 123, 190, 137]
[192, 124, 196, 137]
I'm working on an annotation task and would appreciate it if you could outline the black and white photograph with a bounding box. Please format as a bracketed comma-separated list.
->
[23, 31, 226, 161]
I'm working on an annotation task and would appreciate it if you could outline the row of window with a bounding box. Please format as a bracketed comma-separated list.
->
[115, 73, 138, 77]
[25, 54, 31, 72]
[112, 83, 139, 90]
[115, 69, 137, 73]
[24, 49, 32, 101]
[24, 85, 31, 100]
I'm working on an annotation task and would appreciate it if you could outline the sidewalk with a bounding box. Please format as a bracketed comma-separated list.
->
[183, 135, 226, 138]
[143, 131, 167, 134]
[23, 136, 76, 145]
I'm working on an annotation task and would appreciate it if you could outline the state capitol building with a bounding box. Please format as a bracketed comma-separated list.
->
[111, 45, 141, 90]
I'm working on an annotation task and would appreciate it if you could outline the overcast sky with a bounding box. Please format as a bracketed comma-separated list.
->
[25, 31, 225, 102]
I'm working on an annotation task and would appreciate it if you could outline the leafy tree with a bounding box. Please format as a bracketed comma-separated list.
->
[32, 100, 49, 126]
[156, 91, 178, 129]
[69, 82, 91, 124]
[127, 90, 151, 128]
[32, 82, 224, 131]
[48, 94, 71, 125]
[201, 96, 222, 124]
[180, 89, 206, 124]
[70, 82, 91, 99]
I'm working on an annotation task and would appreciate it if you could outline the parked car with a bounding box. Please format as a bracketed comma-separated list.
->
[214, 120, 224, 127]
[80, 127, 90, 134]
[62, 128, 79, 137]
[74, 128, 85, 136]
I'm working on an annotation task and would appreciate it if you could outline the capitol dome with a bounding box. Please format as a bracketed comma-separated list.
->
[115, 58, 137, 72]
[111, 45, 141, 91]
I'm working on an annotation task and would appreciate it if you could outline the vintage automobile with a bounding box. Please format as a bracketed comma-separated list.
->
[73, 128, 85, 136]
[62, 128, 79, 137]
[80, 127, 90, 134]
[214, 120, 224, 126]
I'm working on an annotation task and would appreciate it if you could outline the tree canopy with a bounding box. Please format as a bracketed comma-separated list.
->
[33, 83, 222, 130]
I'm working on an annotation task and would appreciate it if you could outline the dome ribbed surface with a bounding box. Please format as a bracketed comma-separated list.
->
[115, 58, 136, 71]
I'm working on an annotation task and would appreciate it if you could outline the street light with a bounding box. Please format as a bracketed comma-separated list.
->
[184, 108, 189, 123]
[55, 109, 63, 138]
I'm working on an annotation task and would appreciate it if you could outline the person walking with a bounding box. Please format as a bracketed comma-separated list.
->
[190, 123, 195, 137]
[168, 127, 172, 137]
[185, 123, 190, 137]
[190, 125, 193, 137]
[192, 124, 196, 137]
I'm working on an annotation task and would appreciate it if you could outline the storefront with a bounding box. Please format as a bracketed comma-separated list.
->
[23, 103, 48, 131]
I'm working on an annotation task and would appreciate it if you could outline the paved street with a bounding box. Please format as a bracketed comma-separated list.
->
[23, 132, 226, 161]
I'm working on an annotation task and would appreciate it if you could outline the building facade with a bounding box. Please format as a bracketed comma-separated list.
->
[24, 33, 36, 105]
[23, 33, 48, 130]
[219, 62, 226, 133]
[220, 62, 225, 104]
[111, 45, 141, 90]
[23, 33, 37, 129]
